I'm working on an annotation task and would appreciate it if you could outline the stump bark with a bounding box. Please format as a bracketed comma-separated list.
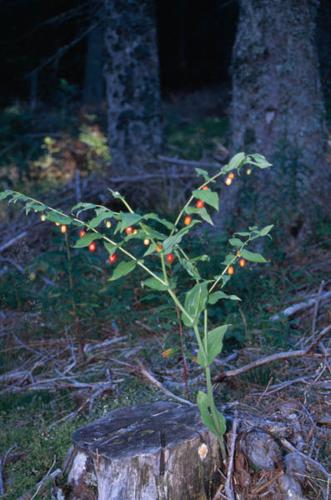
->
[67, 401, 221, 500]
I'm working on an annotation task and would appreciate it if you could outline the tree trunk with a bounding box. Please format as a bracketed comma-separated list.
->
[83, 0, 105, 107]
[67, 401, 221, 500]
[104, 0, 162, 171]
[229, 0, 328, 235]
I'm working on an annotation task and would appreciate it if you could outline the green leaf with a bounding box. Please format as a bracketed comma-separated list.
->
[177, 253, 201, 280]
[73, 233, 103, 248]
[229, 238, 243, 248]
[247, 154, 272, 169]
[143, 277, 168, 291]
[109, 260, 136, 281]
[208, 291, 241, 304]
[163, 224, 198, 253]
[195, 168, 210, 181]
[185, 206, 213, 225]
[88, 210, 115, 228]
[197, 392, 226, 437]
[183, 282, 209, 327]
[229, 152, 246, 169]
[104, 241, 117, 255]
[25, 201, 46, 214]
[0, 190, 13, 201]
[205, 325, 229, 365]
[240, 249, 267, 263]
[144, 213, 175, 230]
[71, 202, 97, 216]
[197, 391, 218, 435]
[192, 189, 219, 211]
[118, 213, 143, 232]
[257, 224, 274, 237]
[222, 152, 246, 173]
[224, 254, 235, 266]
[46, 212, 72, 225]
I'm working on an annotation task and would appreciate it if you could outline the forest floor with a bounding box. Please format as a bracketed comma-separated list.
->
[0, 89, 330, 499]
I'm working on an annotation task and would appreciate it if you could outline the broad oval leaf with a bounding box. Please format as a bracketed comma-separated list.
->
[229, 238, 243, 248]
[208, 291, 241, 305]
[46, 212, 72, 225]
[118, 213, 143, 232]
[183, 282, 209, 326]
[192, 189, 219, 211]
[109, 260, 136, 281]
[143, 277, 168, 291]
[240, 249, 267, 263]
[74, 233, 103, 248]
[205, 324, 229, 365]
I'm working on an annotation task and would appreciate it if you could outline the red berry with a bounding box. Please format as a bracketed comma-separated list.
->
[195, 200, 205, 209]
[109, 253, 117, 264]
[125, 226, 134, 235]
[166, 253, 175, 264]
[184, 215, 192, 226]
[79, 229, 86, 238]
[88, 242, 96, 252]
[201, 186, 209, 191]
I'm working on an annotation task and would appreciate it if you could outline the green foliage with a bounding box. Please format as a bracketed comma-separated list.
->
[0, 151, 272, 446]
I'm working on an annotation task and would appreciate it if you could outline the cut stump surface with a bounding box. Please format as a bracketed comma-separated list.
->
[67, 401, 221, 500]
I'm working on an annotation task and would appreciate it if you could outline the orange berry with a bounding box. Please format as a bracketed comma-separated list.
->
[184, 215, 192, 226]
[125, 226, 134, 235]
[60, 225, 67, 234]
[166, 253, 175, 264]
[88, 242, 96, 252]
[156, 244, 163, 253]
[227, 265, 235, 275]
[79, 229, 86, 238]
[109, 253, 117, 264]
[195, 199, 205, 209]
[201, 186, 209, 191]
[228, 172, 235, 180]
[239, 258, 246, 268]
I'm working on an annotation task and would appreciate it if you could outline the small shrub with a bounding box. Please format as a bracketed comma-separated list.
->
[0, 152, 272, 453]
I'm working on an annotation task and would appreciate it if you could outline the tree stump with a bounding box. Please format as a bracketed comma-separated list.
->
[67, 401, 221, 500]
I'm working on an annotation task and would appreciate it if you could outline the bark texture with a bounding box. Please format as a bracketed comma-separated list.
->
[83, 0, 105, 107]
[229, 0, 328, 234]
[231, 0, 325, 169]
[104, 0, 162, 171]
[67, 401, 220, 500]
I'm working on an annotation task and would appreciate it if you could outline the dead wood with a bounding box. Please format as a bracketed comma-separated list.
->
[271, 291, 331, 321]
[214, 325, 331, 383]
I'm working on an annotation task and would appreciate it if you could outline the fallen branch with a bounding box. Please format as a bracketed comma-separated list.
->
[214, 325, 331, 382]
[135, 361, 194, 407]
[279, 438, 331, 483]
[158, 155, 221, 170]
[271, 291, 331, 321]
[0, 231, 27, 253]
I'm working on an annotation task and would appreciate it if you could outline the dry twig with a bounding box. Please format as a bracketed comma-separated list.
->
[214, 325, 331, 382]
